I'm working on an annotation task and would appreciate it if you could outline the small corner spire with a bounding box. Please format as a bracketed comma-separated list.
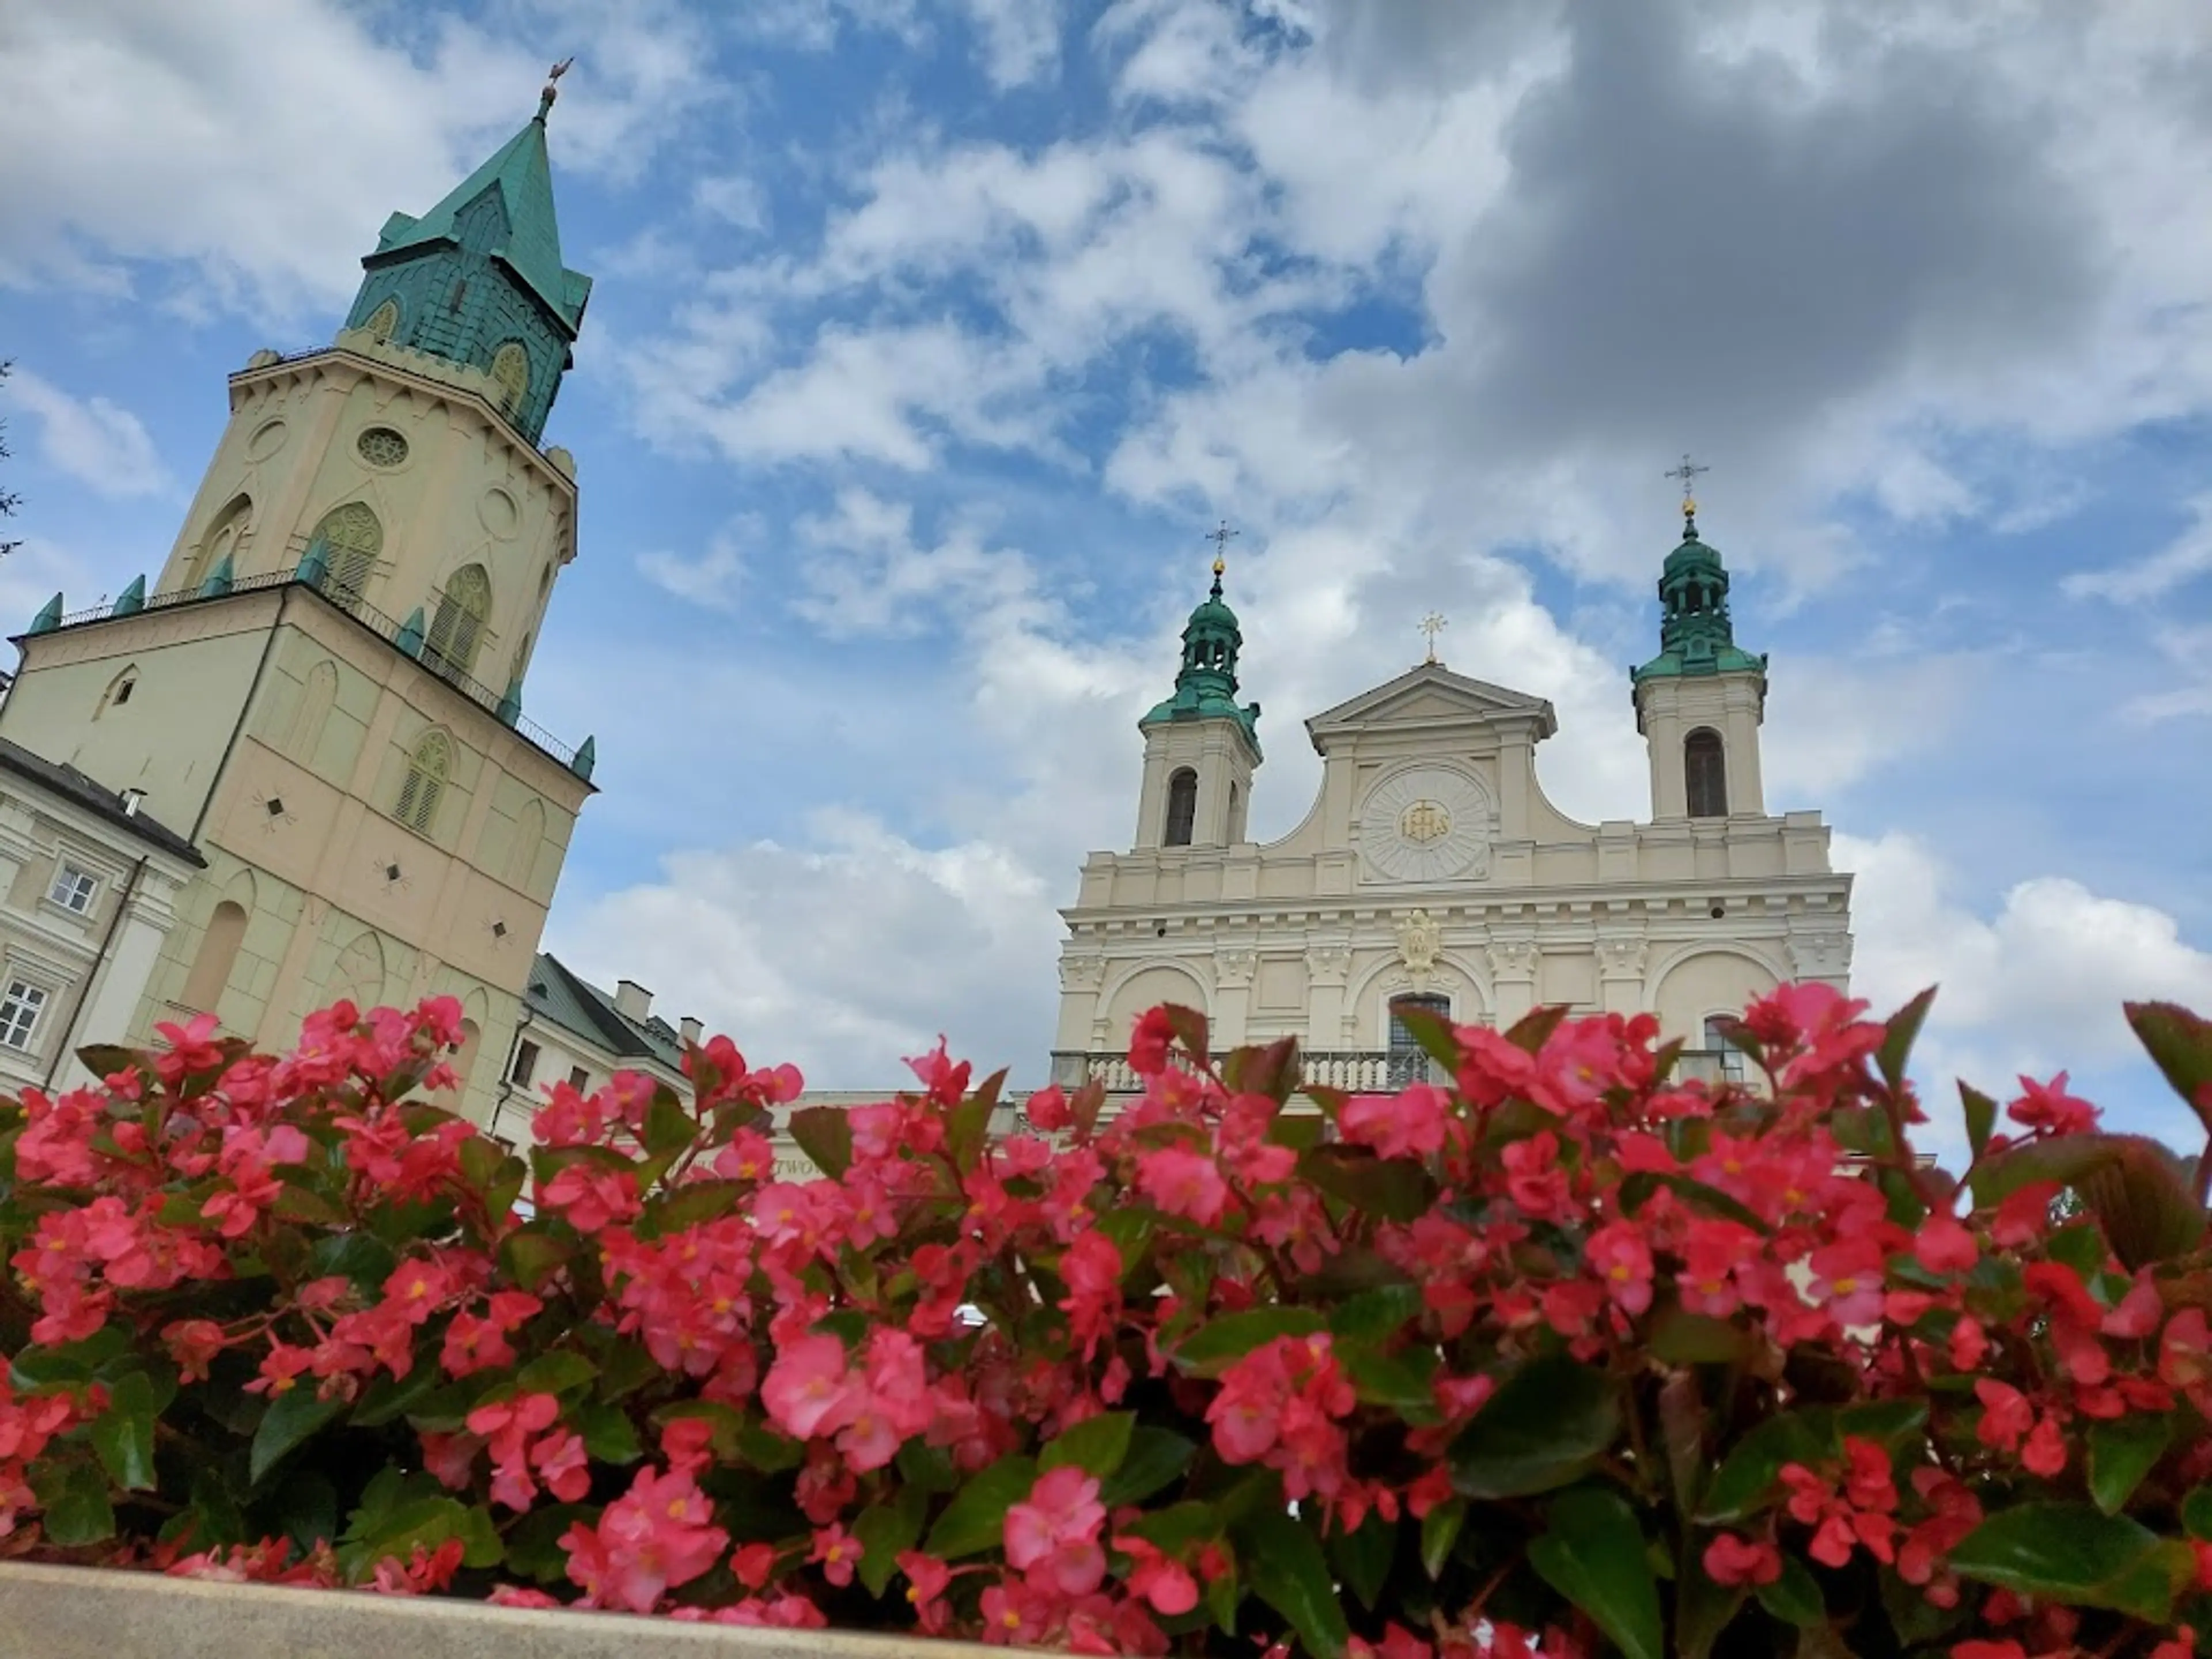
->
[1665, 452, 1710, 540]
[536, 56, 574, 123]
[1205, 518, 1238, 597]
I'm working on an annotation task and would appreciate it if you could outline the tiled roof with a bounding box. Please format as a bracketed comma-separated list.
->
[522, 952, 684, 1074]
[0, 738, 204, 865]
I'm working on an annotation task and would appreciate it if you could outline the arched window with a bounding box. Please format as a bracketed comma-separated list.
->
[1388, 994, 1452, 1088]
[306, 501, 382, 612]
[182, 901, 247, 1015]
[327, 932, 386, 1013]
[1164, 768, 1198, 847]
[440, 1018, 483, 1107]
[285, 660, 339, 764]
[424, 564, 492, 682]
[363, 298, 400, 343]
[508, 798, 545, 890]
[1703, 1016, 1749, 1084]
[1684, 728, 1728, 818]
[1226, 781, 1243, 843]
[489, 342, 531, 418]
[96, 665, 139, 719]
[185, 495, 252, 591]
[395, 730, 451, 835]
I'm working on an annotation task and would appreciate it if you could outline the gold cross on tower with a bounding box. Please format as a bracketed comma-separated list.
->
[1665, 453, 1710, 537]
[1205, 520, 1238, 593]
[1419, 611, 1447, 665]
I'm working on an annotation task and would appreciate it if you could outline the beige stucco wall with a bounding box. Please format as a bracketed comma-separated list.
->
[157, 342, 578, 699]
[1055, 663, 1851, 1076]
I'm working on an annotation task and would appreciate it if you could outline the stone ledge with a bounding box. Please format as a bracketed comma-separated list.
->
[0, 1560, 988, 1659]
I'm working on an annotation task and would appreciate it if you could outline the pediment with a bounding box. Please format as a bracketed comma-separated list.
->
[1305, 664, 1558, 745]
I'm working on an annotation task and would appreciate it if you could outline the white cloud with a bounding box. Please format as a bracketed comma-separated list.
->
[3, 369, 167, 497]
[2063, 493, 2212, 604]
[0, 1, 718, 319]
[958, 0, 1064, 88]
[1838, 830, 2212, 1147]
[636, 522, 749, 613]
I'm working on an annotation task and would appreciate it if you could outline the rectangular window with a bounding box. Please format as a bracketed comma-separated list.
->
[48, 864, 97, 915]
[569, 1066, 590, 1092]
[509, 1039, 540, 1087]
[0, 980, 48, 1051]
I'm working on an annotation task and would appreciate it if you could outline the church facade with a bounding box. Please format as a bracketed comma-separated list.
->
[0, 77, 600, 1120]
[1051, 510, 1854, 1094]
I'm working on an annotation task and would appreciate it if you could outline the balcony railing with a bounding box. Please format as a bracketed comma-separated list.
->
[44, 555, 581, 771]
[1053, 1046, 1755, 1097]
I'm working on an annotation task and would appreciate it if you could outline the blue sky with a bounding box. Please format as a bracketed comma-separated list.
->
[2, 1, 2209, 1156]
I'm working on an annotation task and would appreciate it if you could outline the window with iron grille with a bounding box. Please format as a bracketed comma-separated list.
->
[1388, 994, 1451, 1088]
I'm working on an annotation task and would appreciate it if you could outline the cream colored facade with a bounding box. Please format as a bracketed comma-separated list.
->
[0, 744, 203, 1094]
[1054, 640, 1852, 1094]
[0, 108, 601, 1124]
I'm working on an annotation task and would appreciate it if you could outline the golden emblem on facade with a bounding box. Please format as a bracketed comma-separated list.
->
[1399, 800, 1452, 844]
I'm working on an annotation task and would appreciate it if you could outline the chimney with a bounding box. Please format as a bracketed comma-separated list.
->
[679, 1015, 703, 1046]
[613, 979, 652, 1023]
[120, 788, 145, 818]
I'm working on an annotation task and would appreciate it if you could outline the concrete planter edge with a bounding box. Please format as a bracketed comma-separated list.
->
[0, 1559, 995, 1659]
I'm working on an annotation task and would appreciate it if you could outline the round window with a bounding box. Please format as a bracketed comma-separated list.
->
[357, 427, 410, 468]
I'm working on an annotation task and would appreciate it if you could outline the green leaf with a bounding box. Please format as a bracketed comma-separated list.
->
[349, 1361, 441, 1428]
[34, 1459, 116, 1546]
[89, 1369, 158, 1491]
[1833, 1398, 1927, 1446]
[1528, 1486, 1664, 1659]
[498, 1226, 573, 1293]
[1387, 1002, 1464, 1077]
[1297, 1145, 1439, 1222]
[514, 1350, 596, 1397]
[1449, 1354, 1622, 1499]
[640, 1179, 749, 1237]
[786, 1104, 853, 1180]
[1042, 1411, 1135, 1479]
[1175, 1308, 1328, 1376]
[1649, 1308, 1753, 1366]
[1960, 1082, 1999, 1161]
[642, 1090, 696, 1158]
[1618, 1172, 1770, 1234]
[1117, 1499, 1221, 1556]
[338, 1495, 502, 1581]
[2089, 1415, 2173, 1515]
[1675, 1562, 1745, 1659]
[1161, 1004, 1210, 1070]
[1699, 1412, 1831, 1523]
[1099, 1428, 1195, 1508]
[924, 1453, 1037, 1560]
[1329, 1283, 1425, 1342]
[1420, 1497, 1465, 1580]
[1755, 1555, 1825, 1627]
[1505, 1003, 1571, 1054]
[1338, 1341, 1440, 1419]
[74, 1042, 140, 1081]
[2184, 1486, 2212, 1541]
[855, 1495, 926, 1597]
[946, 1094, 995, 1174]
[1950, 1502, 2187, 1622]
[1243, 1508, 1349, 1659]
[2127, 1002, 2212, 1137]
[575, 1399, 643, 1464]
[505, 1503, 594, 1584]
[249, 1387, 343, 1485]
[897, 1439, 960, 1494]
[1224, 1036, 1301, 1104]
[1331, 1510, 1396, 1613]
[1876, 987, 1938, 1093]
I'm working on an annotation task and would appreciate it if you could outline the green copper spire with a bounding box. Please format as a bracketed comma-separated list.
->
[28, 593, 61, 635]
[198, 553, 234, 599]
[396, 607, 427, 658]
[111, 575, 146, 617]
[571, 735, 596, 781]
[342, 63, 593, 444]
[1631, 471, 1766, 686]
[1141, 550, 1262, 757]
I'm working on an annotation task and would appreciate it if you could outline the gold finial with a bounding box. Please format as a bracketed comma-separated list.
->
[1205, 520, 1238, 596]
[1419, 612, 1447, 665]
[1664, 453, 1710, 537]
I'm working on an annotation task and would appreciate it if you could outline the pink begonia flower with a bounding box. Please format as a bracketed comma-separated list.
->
[1004, 1465, 1107, 1596]
[762, 1333, 863, 1440]
[1135, 1147, 1228, 1226]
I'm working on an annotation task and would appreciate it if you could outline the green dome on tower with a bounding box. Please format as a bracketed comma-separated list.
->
[1142, 557, 1262, 756]
[1631, 501, 1767, 685]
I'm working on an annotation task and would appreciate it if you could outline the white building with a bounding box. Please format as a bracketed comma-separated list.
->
[0, 738, 204, 1094]
[1052, 507, 1853, 1094]
[486, 953, 693, 1143]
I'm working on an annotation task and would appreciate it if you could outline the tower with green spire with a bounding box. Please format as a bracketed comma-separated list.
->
[340, 68, 592, 443]
[1630, 468, 1770, 820]
[1135, 538, 1263, 851]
